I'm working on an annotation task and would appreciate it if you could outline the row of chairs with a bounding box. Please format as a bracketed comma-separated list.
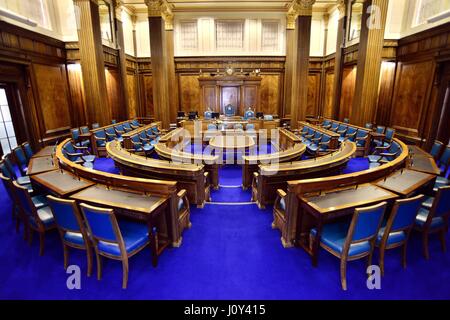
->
[1, 171, 151, 289]
[299, 125, 337, 155]
[310, 186, 450, 290]
[93, 120, 142, 149]
[128, 126, 162, 155]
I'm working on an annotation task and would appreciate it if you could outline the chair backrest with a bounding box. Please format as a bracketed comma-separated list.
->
[246, 123, 255, 131]
[13, 147, 28, 167]
[244, 110, 255, 119]
[94, 130, 106, 139]
[71, 128, 80, 141]
[343, 118, 349, 123]
[439, 145, 450, 166]
[123, 122, 132, 131]
[323, 120, 331, 126]
[80, 203, 123, 245]
[131, 135, 140, 143]
[330, 122, 339, 131]
[431, 186, 450, 218]
[131, 119, 140, 127]
[346, 127, 357, 137]
[385, 128, 395, 141]
[376, 125, 385, 134]
[365, 123, 373, 130]
[204, 110, 212, 119]
[430, 141, 444, 160]
[139, 131, 147, 139]
[0, 160, 14, 180]
[111, 119, 117, 124]
[389, 194, 424, 231]
[224, 104, 236, 116]
[22, 142, 34, 160]
[207, 124, 217, 130]
[0, 173, 16, 203]
[80, 126, 89, 134]
[348, 202, 386, 243]
[92, 123, 100, 129]
[12, 181, 35, 220]
[47, 196, 83, 234]
[313, 131, 322, 140]
[115, 124, 124, 132]
[356, 129, 368, 138]
[337, 124, 347, 131]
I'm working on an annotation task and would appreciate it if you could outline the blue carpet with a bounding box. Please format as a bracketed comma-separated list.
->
[343, 157, 370, 174]
[1, 161, 449, 299]
[93, 158, 120, 174]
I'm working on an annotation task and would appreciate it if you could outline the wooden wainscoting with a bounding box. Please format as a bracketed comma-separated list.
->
[339, 65, 357, 121]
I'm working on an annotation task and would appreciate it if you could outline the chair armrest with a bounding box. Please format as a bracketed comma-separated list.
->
[311, 137, 322, 142]
[305, 134, 314, 139]
[131, 141, 142, 146]
[94, 136, 106, 141]
[277, 189, 287, 198]
[319, 141, 330, 146]
[346, 132, 357, 138]
[105, 132, 116, 138]
[115, 129, 125, 135]
[130, 124, 139, 129]
[66, 152, 83, 157]
[337, 129, 346, 134]
[140, 137, 150, 142]
[72, 145, 88, 150]
[379, 152, 397, 157]
[356, 135, 368, 140]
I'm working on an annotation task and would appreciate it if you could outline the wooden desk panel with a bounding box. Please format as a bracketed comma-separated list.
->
[27, 156, 57, 175]
[31, 170, 95, 197]
[32, 146, 56, 158]
[374, 169, 436, 197]
[408, 155, 440, 175]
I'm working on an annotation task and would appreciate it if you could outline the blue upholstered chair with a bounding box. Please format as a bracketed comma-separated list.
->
[123, 122, 133, 132]
[375, 127, 395, 147]
[114, 124, 125, 137]
[104, 127, 116, 141]
[94, 130, 107, 148]
[376, 195, 424, 275]
[13, 147, 28, 176]
[22, 142, 34, 161]
[92, 123, 100, 129]
[204, 110, 213, 119]
[80, 203, 151, 289]
[13, 181, 55, 255]
[145, 127, 157, 140]
[310, 201, 387, 290]
[376, 125, 385, 134]
[344, 127, 357, 142]
[130, 135, 154, 155]
[246, 123, 255, 131]
[356, 129, 369, 148]
[63, 142, 95, 168]
[343, 118, 349, 123]
[336, 124, 348, 138]
[207, 123, 217, 130]
[321, 119, 332, 130]
[368, 141, 400, 166]
[224, 104, 236, 117]
[130, 119, 140, 129]
[47, 196, 92, 276]
[414, 186, 450, 259]
[71, 128, 90, 148]
[244, 109, 255, 120]
[263, 115, 274, 121]
[0, 158, 31, 186]
[365, 123, 373, 130]
[111, 119, 117, 124]
[80, 126, 90, 135]
[430, 141, 444, 161]
[330, 122, 339, 132]
[434, 146, 450, 191]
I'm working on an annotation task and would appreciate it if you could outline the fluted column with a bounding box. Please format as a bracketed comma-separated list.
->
[164, 11, 179, 124]
[144, 0, 172, 128]
[73, 0, 111, 126]
[331, 0, 347, 120]
[282, 7, 298, 120]
[289, 0, 315, 129]
[114, 0, 130, 120]
[351, 0, 389, 126]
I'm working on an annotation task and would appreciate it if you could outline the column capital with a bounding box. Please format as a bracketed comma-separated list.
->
[286, 0, 316, 29]
[115, 0, 124, 21]
[144, 0, 174, 30]
[337, 0, 347, 19]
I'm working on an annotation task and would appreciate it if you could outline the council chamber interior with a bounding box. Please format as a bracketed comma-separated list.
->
[0, 0, 449, 299]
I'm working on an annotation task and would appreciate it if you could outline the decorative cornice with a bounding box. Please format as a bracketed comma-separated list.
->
[144, 0, 174, 30]
[337, 0, 346, 19]
[286, 0, 316, 29]
[115, 0, 124, 22]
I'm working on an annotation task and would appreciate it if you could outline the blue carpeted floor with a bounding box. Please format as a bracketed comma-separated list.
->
[0, 158, 449, 299]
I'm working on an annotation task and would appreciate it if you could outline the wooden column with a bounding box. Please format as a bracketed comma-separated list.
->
[283, 11, 297, 120]
[289, 0, 315, 129]
[331, 0, 348, 120]
[351, 0, 389, 126]
[113, 0, 130, 120]
[145, 0, 172, 128]
[164, 12, 179, 124]
[73, 0, 111, 126]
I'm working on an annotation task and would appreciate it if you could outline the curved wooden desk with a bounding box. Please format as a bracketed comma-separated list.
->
[273, 138, 409, 248]
[107, 140, 211, 208]
[209, 135, 256, 149]
[253, 141, 356, 208]
[55, 138, 189, 250]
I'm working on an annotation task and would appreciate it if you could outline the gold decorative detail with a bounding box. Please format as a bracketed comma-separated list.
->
[286, 0, 316, 29]
[337, 0, 346, 19]
[144, 0, 174, 29]
[115, 0, 123, 21]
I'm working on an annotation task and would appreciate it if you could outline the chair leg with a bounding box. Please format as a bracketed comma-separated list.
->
[402, 243, 408, 269]
[340, 258, 348, 291]
[122, 258, 129, 289]
[15, 216, 20, 234]
[63, 244, 69, 269]
[379, 248, 385, 277]
[422, 233, 430, 260]
[96, 253, 102, 280]
[439, 230, 447, 253]
[86, 248, 93, 277]
[28, 229, 33, 246]
[39, 232, 45, 256]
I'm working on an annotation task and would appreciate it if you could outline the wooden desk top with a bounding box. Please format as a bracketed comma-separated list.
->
[209, 135, 256, 149]
[408, 154, 440, 175]
[71, 185, 168, 215]
[32, 146, 56, 158]
[407, 145, 430, 158]
[300, 184, 398, 215]
[31, 170, 95, 197]
[374, 169, 435, 196]
[27, 156, 57, 175]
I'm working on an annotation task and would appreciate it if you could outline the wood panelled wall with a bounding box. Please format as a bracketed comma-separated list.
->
[0, 21, 70, 148]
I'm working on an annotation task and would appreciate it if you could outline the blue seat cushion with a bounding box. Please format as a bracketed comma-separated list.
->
[308, 144, 319, 152]
[16, 176, 31, 185]
[64, 231, 85, 246]
[415, 208, 444, 230]
[76, 140, 90, 148]
[82, 155, 96, 162]
[142, 145, 154, 152]
[97, 220, 149, 256]
[82, 162, 94, 169]
[310, 222, 371, 257]
[376, 227, 406, 246]
[30, 206, 55, 228]
[31, 195, 48, 209]
[97, 140, 106, 147]
[435, 177, 449, 185]
[338, 137, 345, 142]
[368, 155, 382, 163]
[421, 196, 434, 209]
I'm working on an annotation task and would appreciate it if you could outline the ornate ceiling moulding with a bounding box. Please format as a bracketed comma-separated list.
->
[144, 0, 174, 30]
[286, 0, 316, 29]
